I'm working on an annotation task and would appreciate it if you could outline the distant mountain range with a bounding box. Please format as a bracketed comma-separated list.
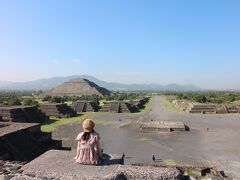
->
[0, 75, 203, 91]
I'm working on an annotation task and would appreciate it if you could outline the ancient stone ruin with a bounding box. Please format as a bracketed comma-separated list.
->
[0, 106, 46, 123]
[187, 104, 216, 114]
[18, 150, 183, 179]
[71, 101, 99, 114]
[0, 150, 229, 180]
[0, 122, 63, 161]
[99, 97, 149, 113]
[39, 103, 76, 118]
[140, 121, 190, 132]
[173, 100, 240, 114]
[134, 97, 149, 109]
[100, 102, 133, 113]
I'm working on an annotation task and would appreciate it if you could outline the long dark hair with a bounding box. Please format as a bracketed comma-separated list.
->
[82, 130, 94, 141]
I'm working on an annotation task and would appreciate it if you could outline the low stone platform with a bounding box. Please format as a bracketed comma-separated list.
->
[0, 122, 63, 161]
[140, 121, 190, 132]
[21, 150, 182, 179]
[0, 106, 46, 123]
[39, 103, 76, 118]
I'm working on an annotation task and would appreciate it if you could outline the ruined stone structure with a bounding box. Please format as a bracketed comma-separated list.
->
[71, 101, 99, 114]
[39, 103, 76, 118]
[172, 100, 191, 111]
[120, 102, 131, 113]
[187, 104, 216, 114]
[131, 97, 150, 111]
[187, 104, 240, 114]
[0, 106, 46, 123]
[140, 121, 190, 132]
[173, 100, 240, 114]
[45, 78, 111, 97]
[0, 122, 63, 161]
[225, 104, 240, 113]
[100, 102, 133, 113]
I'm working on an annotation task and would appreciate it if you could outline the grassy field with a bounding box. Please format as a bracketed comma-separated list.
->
[41, 115, 85, 132]
[41, 112, 119, 132]
[233, 100, 240, 105]
[161, 96, 185, 114]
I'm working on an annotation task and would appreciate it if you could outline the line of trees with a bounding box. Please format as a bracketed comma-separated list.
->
[0, 96, 39, 106]
[42, 93, 147, 103]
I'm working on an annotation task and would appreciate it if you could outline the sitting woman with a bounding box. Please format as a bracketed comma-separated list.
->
[75, 118, 102, 165]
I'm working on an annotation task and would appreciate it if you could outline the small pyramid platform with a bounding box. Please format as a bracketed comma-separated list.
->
[71, 101, 99, 113]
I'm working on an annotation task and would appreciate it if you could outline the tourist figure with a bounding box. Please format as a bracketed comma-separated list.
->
[75, 118, 102, 165]
[152, 154, 155, 162]
[122, 152, 125, 159]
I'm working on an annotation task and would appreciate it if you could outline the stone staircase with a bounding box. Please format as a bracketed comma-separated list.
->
[0, 106, 46, 123]
[72, 101, 99, 113]
[100, 102, 112, 112]
[110, 102, 120, 113]
[39, 103, 76, 118]
[119, 103, 131, 113]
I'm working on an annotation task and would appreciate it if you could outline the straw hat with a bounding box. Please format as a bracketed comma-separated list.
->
[82, 119, 95, 132]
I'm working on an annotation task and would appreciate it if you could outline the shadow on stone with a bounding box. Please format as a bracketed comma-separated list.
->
[100, 153, 124, 166]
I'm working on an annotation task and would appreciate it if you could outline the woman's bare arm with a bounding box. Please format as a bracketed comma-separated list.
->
[96, 140, 102, 158]
[75, 140, 81, 159]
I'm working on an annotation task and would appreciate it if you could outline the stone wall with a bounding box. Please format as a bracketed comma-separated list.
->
[0, 106, 46, 123]
[172, 100, 240, 114]
[100, 102, 134, 113]
[0, 122, 63, 161]
[71, 101, 99, 113]
[39, 103, 76, 118]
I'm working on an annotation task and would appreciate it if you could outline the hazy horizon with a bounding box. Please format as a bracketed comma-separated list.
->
[0, 1, 240, 89]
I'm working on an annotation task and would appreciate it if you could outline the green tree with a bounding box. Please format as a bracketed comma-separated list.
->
[193, 95, 207, 103]
[51, 96, 62, 103]
[43, 95, 52, 101]
[8, 97, 21, 106]
[22, 98, 39, 106]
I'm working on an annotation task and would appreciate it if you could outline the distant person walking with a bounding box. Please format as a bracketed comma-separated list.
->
[75, 119, 102, 165]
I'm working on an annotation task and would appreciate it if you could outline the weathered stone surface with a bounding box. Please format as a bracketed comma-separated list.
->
[103, 165, 182, 180]
[0, 122, 63, 161]
[39, 103, 75, 118]
[100, 102, 133, 113]
[21, 150, 182, 179]
[172, 100, 240, 114]
[140, 121, 190, 132]
[0, 106, 46, 123]
[71, 101, 99, 113]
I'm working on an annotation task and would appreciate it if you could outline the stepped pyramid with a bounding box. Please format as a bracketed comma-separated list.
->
[46, 78, 111, 97]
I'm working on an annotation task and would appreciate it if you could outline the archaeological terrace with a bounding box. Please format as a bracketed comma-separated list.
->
[0, 122, 64, 161]
[172, 100, 240, 114]
[0, 106, 46, 123]
[39, 103, 76, 118]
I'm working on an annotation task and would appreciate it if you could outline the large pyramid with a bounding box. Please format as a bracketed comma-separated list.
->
[45, 78, 111, 97]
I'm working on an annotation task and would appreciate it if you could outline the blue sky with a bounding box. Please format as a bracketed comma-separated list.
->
[0, 0, 240, 89]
